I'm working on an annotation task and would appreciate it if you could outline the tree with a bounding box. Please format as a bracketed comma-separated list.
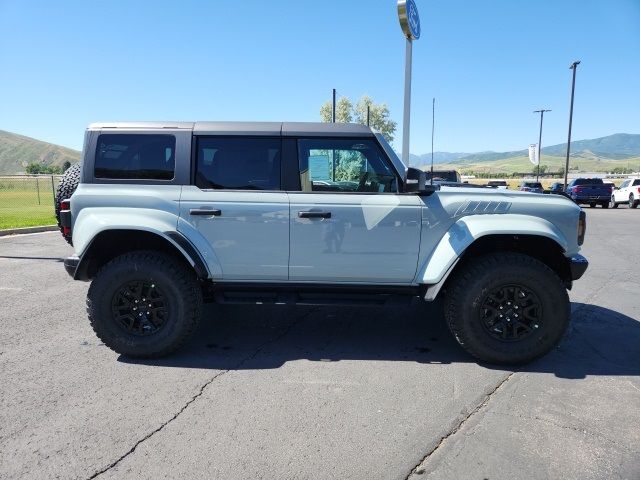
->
[25, 162, 41, 174]
[320, 97, 353, 123]
[62, 161, 71, 172]
[320, 95, 397, 143]
[353, 96, 397, 143]
[533, 164, 548, 175]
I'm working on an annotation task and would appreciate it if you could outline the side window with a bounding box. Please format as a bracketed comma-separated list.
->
[195, 137, 281, 190]
[95, 134, 175, 180]
[297, 138, 398, 193]
[620, 180, 629, 189]
[633, 180, 640, 187]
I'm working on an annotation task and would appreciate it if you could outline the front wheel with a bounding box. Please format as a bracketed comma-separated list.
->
[600, 201, 609, 209]
[87, 251, 202, 358]
[443, 253, 570, 365]
[610, 196, 618, 209]
[589, 202, 596, 208]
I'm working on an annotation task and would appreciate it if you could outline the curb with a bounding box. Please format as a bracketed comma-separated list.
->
[0, 225, 58, 237]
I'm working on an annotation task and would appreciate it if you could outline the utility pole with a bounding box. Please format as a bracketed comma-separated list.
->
[366, 104, 370, 127]
[332, 88, 336, 123]
[564, 61, 581, 189]
[533, 109, 551, 182]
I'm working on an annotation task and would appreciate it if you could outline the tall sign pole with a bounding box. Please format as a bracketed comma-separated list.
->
[564, 61, 581, 189]
[397, 0, 420, 166]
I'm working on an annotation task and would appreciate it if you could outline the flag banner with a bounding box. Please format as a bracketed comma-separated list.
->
[528, 144, 539, 165]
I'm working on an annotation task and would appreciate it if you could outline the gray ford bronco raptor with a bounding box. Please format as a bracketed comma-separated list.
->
[58, 121, 588, 364]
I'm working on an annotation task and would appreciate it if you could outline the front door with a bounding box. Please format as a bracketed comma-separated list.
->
[289, 137, 422, 284]
[179, 136, 289, 281]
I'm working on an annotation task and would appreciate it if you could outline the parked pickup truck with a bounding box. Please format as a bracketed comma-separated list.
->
[57, 121, 589, 365]
[566, 178, 613, 208]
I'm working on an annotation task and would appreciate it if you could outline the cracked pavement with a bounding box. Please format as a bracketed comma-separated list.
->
[1, 208, 639, 479]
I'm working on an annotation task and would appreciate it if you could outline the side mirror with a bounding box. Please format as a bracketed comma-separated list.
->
[405, 167, 426, 192]
[405, 167, 439, 195]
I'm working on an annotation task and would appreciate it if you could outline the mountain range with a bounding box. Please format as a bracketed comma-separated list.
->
[409, 133, 640, 168]
[0, 129, 638, 175]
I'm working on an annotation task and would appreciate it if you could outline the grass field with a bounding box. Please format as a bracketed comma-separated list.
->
[0, 177, 59, 229]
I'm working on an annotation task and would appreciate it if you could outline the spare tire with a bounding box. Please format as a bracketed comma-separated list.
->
[55, 163, 82, 245]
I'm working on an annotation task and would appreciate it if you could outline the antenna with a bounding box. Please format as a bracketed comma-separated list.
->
[430, 97, 435, 185]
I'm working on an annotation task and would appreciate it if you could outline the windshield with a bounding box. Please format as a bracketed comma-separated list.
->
[525, 182, 542, 188]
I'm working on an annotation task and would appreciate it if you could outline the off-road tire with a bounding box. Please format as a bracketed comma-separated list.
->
[54, 163, 82, 245]
[87, 251, 202, 358]
[444, 252, 570, 365]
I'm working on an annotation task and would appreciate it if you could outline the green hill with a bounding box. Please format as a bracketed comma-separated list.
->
[435, 152, 640, 175]
[0, 130, 81, 174]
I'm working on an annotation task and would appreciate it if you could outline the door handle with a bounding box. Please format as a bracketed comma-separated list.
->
[298, 211, 331, 219]
[190, 208, 221, 216]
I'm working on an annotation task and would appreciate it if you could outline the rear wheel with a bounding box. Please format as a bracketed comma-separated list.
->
[443, 252, 570, 365]
[630, 195, 638, 209]
[87, 251, 202, 358]
[600, 201, 609, 209]
[589, 202, 596, 208]
[55, 163, 81, 245]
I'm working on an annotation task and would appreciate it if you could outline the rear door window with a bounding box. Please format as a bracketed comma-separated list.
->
[195, 137, 281, 190]
[95, 134, 175, 180]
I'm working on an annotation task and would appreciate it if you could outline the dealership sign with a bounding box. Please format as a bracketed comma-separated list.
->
[398, 0, 421, 40]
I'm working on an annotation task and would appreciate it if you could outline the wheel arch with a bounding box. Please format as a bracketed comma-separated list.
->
[419, 214, 573, 299]
[74, 229, 209, 281]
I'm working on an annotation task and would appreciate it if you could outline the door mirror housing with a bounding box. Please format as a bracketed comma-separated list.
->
[404, 167, 438, 194]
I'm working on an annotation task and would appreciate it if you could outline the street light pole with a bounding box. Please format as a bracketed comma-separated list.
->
[564, 61, 581, 189]
[533, 109, 551, 182]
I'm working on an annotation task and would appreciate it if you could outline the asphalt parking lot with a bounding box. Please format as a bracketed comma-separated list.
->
[1, 208, 639, 480]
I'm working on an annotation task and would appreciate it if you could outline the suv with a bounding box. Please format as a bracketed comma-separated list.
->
[610, 178, 640, 209]
[59, 122, 588, 365]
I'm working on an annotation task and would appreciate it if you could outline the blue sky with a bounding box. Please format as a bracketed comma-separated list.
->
[0, 0, 638, 154]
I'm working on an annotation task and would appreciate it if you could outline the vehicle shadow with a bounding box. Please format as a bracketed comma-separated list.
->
[119, 302, 639, 379]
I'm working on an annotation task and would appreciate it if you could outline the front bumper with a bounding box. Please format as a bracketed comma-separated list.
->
[64, 255, 80, 278]
[569, 254, 589, 280]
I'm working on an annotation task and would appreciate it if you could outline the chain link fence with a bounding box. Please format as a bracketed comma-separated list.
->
[0, 175, 63, 230]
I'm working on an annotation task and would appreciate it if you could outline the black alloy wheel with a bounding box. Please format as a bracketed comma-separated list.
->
[479, 284, 542, 342]
[111, 280, 168, 336]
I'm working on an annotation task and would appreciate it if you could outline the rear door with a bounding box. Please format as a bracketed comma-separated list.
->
[288, 137, 422, 284]
[179, 136, 289, 281]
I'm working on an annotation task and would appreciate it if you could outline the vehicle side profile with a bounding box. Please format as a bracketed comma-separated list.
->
[59, 122, 588, 365]
[610, 177, 640, 209]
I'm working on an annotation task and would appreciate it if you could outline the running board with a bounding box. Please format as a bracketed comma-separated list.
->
[203, 282, 424, 307]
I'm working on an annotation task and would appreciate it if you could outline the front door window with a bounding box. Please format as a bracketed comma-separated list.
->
[298, 138, 398, 193]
